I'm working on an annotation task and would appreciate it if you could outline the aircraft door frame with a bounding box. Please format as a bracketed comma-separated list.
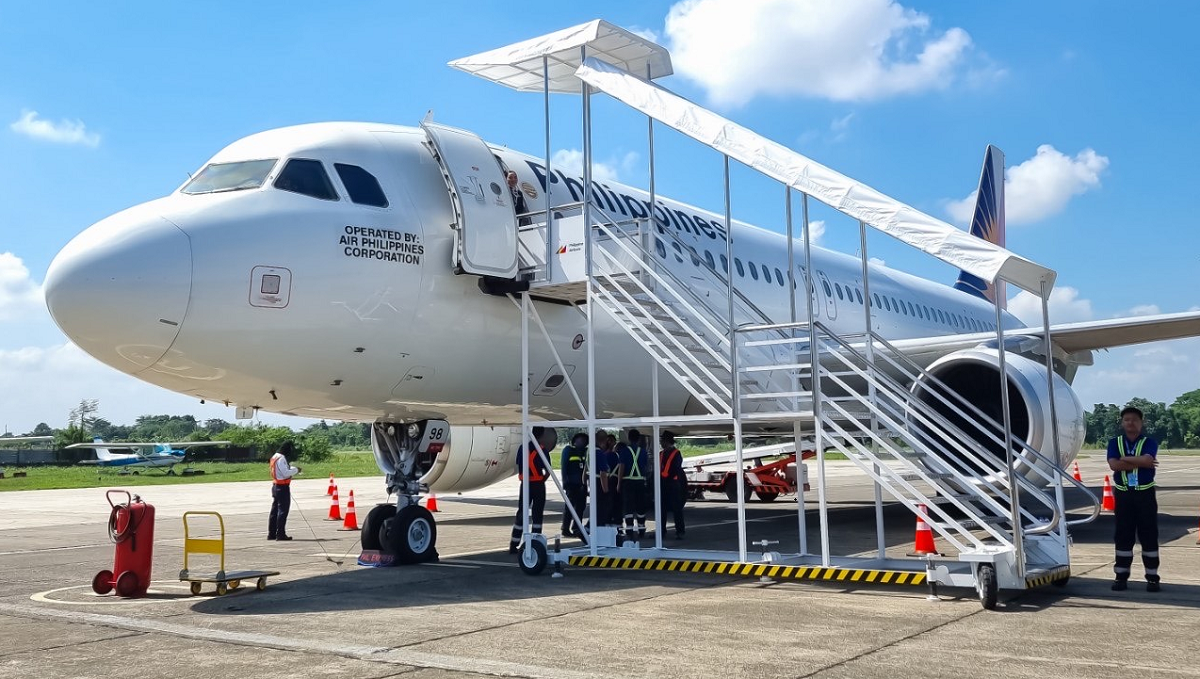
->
[816, 270, 837, 321]
[421, 122, 519, 279]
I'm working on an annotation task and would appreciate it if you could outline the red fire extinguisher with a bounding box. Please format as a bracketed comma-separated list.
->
[92, 490, 155, 597]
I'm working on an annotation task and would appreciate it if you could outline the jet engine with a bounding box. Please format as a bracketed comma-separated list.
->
[372, 421, 523, 494]
[909, 348, 1086, 481]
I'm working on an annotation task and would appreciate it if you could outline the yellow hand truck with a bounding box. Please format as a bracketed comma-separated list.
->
[180, 511, 280, 596]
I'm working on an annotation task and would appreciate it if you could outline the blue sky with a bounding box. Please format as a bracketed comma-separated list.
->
[3, 0, 1199, 434]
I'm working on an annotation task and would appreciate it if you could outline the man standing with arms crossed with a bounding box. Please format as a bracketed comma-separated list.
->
[1107, 406, 1161, 591]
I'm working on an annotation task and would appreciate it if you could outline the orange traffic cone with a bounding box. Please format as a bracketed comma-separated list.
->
[910, 504, 939, 556]
[341, 490, 359, 531]
[425, 493, 439, 513]
[1101, 475, 1115, 512]
[326, 473, 336, 496]
[1072, 461, 1083, 483]
[327, 486, 342, 521]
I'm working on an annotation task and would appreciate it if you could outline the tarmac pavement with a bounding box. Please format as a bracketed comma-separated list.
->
[0, 452, 1198, 678]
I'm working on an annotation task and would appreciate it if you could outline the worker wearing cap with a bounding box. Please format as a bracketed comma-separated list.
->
[659, 430, 686, 539]
[560, 432, 588, 539]
[617, 428, 650, 539]
[509, 426, 556, 554]
[268, 440, 301, 541]
[1107, 406, 1161, 592]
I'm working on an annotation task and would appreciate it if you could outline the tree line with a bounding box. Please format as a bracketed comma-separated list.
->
[1085, 389, 1200, 448]
[5, 402, 372, 462]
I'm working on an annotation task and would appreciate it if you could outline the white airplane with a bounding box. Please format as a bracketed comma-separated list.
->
[66, 438, 231, 475]
[0, 436, 55, 447]
[41, 119, 1200, 561]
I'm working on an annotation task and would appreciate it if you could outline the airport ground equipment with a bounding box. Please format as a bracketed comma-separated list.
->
[92, 490, 155, 598]
[179, 511, 279, 595]
[448, 20, 1099, 610]
[684, 449, 811, 502]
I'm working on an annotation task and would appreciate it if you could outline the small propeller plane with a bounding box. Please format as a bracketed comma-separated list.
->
[67, 438, 232, 475]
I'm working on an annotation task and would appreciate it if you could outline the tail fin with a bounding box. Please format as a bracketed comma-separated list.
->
[92, 439, 112, 461]
[953, 145, 1006, 308]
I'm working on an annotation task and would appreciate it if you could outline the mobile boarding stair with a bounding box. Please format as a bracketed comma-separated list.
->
[449, 20, 1099, 609]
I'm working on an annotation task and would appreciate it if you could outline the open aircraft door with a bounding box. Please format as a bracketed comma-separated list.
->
[421, 122, 519, 279]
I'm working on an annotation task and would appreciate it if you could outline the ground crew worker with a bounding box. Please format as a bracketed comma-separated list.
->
[560, 432, 588, 538]
[268, 440, 301, 541]
[592, 432, 621, 528]
[617, 428, 650, 539]
[1107, 406, 1161, 591]
[509, 426, 556, 554]
[659, 430, 686, 539]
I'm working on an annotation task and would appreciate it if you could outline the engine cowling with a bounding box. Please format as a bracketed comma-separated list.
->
[910, 348, 1085, 481]
[420, 425, 523, 493]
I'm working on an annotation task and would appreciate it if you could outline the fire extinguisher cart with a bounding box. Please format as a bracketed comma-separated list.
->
[93, 490, 156, 598]
[179, 511, 279, 595]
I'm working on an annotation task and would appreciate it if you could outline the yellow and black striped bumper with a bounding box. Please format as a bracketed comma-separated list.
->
[1025, 566, 1071, 588]
[567, 555, 927, 586]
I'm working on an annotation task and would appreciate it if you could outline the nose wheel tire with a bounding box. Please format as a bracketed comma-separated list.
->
[379, 505, 438, 564]
[361, 504, 397, 551]
[976, 564, 998, 610]
[518, 539, 548, 576]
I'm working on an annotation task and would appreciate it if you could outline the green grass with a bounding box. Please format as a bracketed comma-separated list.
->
[0, 450, 382, 492]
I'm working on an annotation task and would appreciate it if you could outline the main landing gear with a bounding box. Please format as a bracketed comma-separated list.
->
[363, 420, 448, 564]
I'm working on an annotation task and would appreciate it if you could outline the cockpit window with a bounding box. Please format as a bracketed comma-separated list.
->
[274, 158, 338, 201]
[334, 163, 388, 208]
[182, 159, 277, 195]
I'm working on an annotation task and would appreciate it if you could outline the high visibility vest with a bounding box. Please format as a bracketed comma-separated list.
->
[625, 445, 647, 481]
[661, 448, 681, 480]
[1115, 437, 1155, 491]
[519, 446, 545, 483]
[269, 453, 290, 486]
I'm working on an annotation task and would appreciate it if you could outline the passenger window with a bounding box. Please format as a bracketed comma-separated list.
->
[274, 159, 338, 200]
[749, 262, 759, 280]
[671, 241, 685, 264]
[872, 293, 881, 308]
[334, 163, 388, 207]
[882, 297, 891, 312]
[834, 283, 844, 300]
[907, 302, 916, 316]
[655, 240, 667, 259]
[855, 289, 863, 304]
[704, 251, 716, 270]
[735, 258, 745, 277]
[774, 268, 785, 287]
[821, 279, 832, 296]
[720, 254, 729, 273]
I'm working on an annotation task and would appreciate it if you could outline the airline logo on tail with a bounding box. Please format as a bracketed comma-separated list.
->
[953, 145, 1006, 308]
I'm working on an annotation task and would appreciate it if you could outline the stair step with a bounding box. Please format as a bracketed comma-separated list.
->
[954, 516, 1009, 530]
[927, 494, 975, 505]
[899, 472, 956, 481]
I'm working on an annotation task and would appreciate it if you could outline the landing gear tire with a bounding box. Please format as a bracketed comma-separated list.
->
[518, 538, 548, 576]
[361, 504, 397, 551]
[755, 491, 779, 502]
[977, 564, 998, 610]
[380, 505, 438, 564]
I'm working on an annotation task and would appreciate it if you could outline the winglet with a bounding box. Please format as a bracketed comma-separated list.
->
[953, 145, 1006, 308]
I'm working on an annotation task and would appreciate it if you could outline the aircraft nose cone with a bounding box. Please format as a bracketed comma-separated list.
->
[44, 205, 192, 373]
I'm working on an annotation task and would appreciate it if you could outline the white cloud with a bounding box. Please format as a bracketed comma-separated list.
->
[1008, 285, 1094, 326]
[1127, 304, 1161, 317]
[10, 110, 100, 147]
[0, 252, 44, 323]
[946, 145, 1109, 225]
[551, 148, 639, 182]
[0, 341, 312, 435]
[1073, 338, 1200, 410]
[628, 26, 661, 43]
[805, 219, 825, 243]
[664, 0, 975, 105]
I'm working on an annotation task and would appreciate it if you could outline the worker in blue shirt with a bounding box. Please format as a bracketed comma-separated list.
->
[1106, 406, 1161, 592]
[617, 428, 650, 539]
[560, 432, 588, 539]
[509, 426, 556, 554]
[659, 430, 686, 539]
[598, 432, 622, 527]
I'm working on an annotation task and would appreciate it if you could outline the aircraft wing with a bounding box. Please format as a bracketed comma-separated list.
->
[0, 436, 54, 444]
[885, 311, 1200, 359]
[65, 440, 232, 449]
[161, 441, 232, 448]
